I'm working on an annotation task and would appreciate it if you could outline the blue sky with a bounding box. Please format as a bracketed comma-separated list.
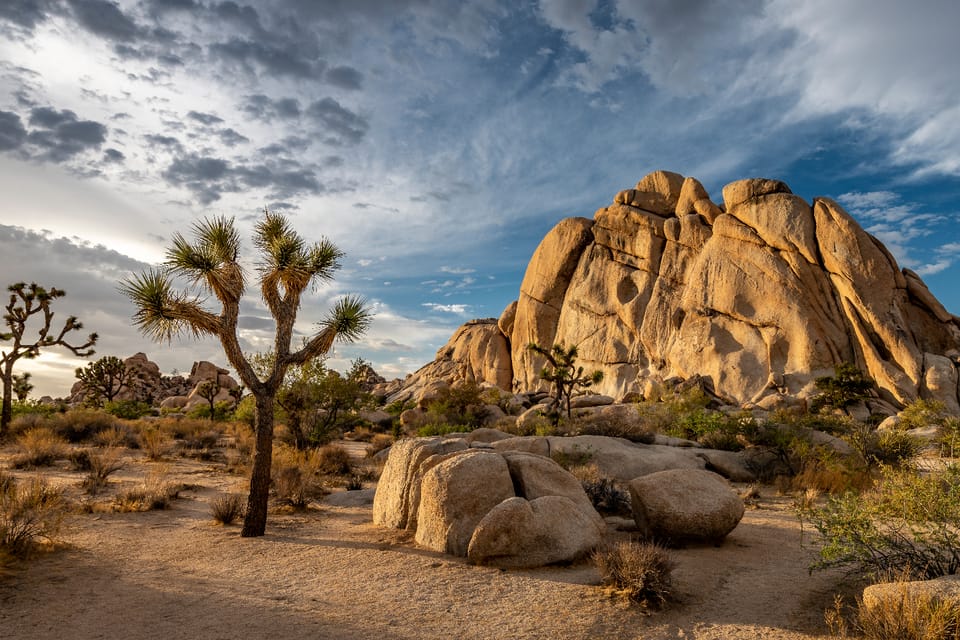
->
[1, 0, 958, 397]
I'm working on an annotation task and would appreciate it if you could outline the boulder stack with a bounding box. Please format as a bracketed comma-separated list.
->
[388, 171, 960, 411]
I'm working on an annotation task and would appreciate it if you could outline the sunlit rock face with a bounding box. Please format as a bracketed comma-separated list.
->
[404, 171, 960, 410]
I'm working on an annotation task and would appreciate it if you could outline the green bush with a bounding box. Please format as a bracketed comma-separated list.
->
[899, 399, 950, 431]
[104, 400, 152, 420]
[421, 382, 489, 430]
[812, 362, 874, 412]
[805, 465, 960, 580]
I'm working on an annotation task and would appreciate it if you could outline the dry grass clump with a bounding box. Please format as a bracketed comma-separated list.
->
[570, 463, 631, 516]
[593, 540, 676, 608]
[365, 433, 393, 458]
[11, 427, 68, 468]
[138, 426, 170, 461]
[826, 590, 960, 640]
[114, 467, 182, 512]
[210, 493, 246, 525]
[52, 409, 121, 443]
[92, 423, 139, 448]
[271, 446, 328, 509]
[0, 473, 64, 565]
[80, 448, 124, 495]
[316, 444, 354, 476]
[569, 410, 656, 444]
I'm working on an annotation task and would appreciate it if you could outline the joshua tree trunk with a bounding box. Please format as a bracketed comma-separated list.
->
[242, 393, 276, 537]
[1, 360, 14, 436]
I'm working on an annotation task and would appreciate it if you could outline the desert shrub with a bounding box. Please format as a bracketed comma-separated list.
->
[138, 426, 169, 460]
[550, 446, 594, 470]
[103, 400, 152, 420]
[938, 417, 960, 459]
[51, 409, 120, 443]
[0, 474, 64, 564]
[812, 363, 875, 413]
[186, 401, 234, 422]
[223, 421, 254, 462]
[315, 444, 354, 476]
[846, 425, 922, 469]
[568, 410, 655, 444]
[805, 465, 960, 580]
[67, 449, 94, 471]
[344, 475, 364, 491]
[827, 589, 960, 640]
[570, 464, 631, 516]
[11, 427, 68, 468]
[80, 448, 124, 495]
[900, 399, 951, 432]
[593, 540, 675, 608]
[114, 468, 181, 512]
[791, 448, 874, 495]
[92, 422, 139, 449]
[365, 433, 393, 458]
[10, 400, 61, 422]
[421, 382, 489, 431]
[210, 493, 246, 525]
[271, 445, 327, 509]
[417, 423, 469, 437]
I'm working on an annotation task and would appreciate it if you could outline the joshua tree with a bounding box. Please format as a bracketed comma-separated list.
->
[75, 355, 137, 407]
[528, 342, 603, 426]
[195, 378, 221, 421]
[121, 211, 371, 536]
[12, 372, 33, 402]
[1, 282, 97, 434]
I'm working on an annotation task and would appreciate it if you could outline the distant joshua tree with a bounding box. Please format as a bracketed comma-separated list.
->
[75, 355, 139, 407]
[121, 211, 371, 537]
[528, 342, 603, 426]
[12, 372, 33, 402]
[1, 282, 97, 434]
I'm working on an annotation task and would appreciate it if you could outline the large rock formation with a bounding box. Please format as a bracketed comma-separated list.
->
[384, 319, 512, 405]
[396, 171, 960, 410]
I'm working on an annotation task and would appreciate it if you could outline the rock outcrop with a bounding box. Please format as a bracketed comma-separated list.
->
[392, 171, 960, 410]
[384, 319, 512, 405]
[374, 436, 606, 567]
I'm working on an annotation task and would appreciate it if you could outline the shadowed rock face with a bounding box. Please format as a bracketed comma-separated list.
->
[398, 171, 960, 410]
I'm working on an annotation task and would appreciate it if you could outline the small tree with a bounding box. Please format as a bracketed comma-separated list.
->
[195, 378, 222, 421]
[12, 372, 33, 402]
[1, 283, 97, 434]
[527, 342, 603, 426]
[121, 211, 371, 537]
[813, 362, 874, 412]
[75, 355, 137, 407]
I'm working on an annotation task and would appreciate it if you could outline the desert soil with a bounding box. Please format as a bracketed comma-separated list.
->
[0, 444, 852, 640]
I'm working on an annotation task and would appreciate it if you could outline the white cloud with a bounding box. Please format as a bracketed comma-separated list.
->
[422, 302, 472, 315]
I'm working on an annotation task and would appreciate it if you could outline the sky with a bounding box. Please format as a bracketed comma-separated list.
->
[1, 0, 959, 398]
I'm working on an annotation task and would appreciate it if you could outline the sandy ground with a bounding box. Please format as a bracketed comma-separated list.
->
[0, 445, 851, 640]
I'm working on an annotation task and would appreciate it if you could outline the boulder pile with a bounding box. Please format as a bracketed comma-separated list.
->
[383, 171, 960, 413]
[373, 432, 745, 567]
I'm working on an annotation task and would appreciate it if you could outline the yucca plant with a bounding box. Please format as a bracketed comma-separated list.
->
[121, 210, 371, 536]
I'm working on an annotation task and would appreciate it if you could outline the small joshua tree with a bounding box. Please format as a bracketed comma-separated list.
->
[527, 342, 603, 426]
[1, 283, 97, 434]
[121, 211, 371, 537]
[12, 372, 33, 402]
[195, 378, 222, 421]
